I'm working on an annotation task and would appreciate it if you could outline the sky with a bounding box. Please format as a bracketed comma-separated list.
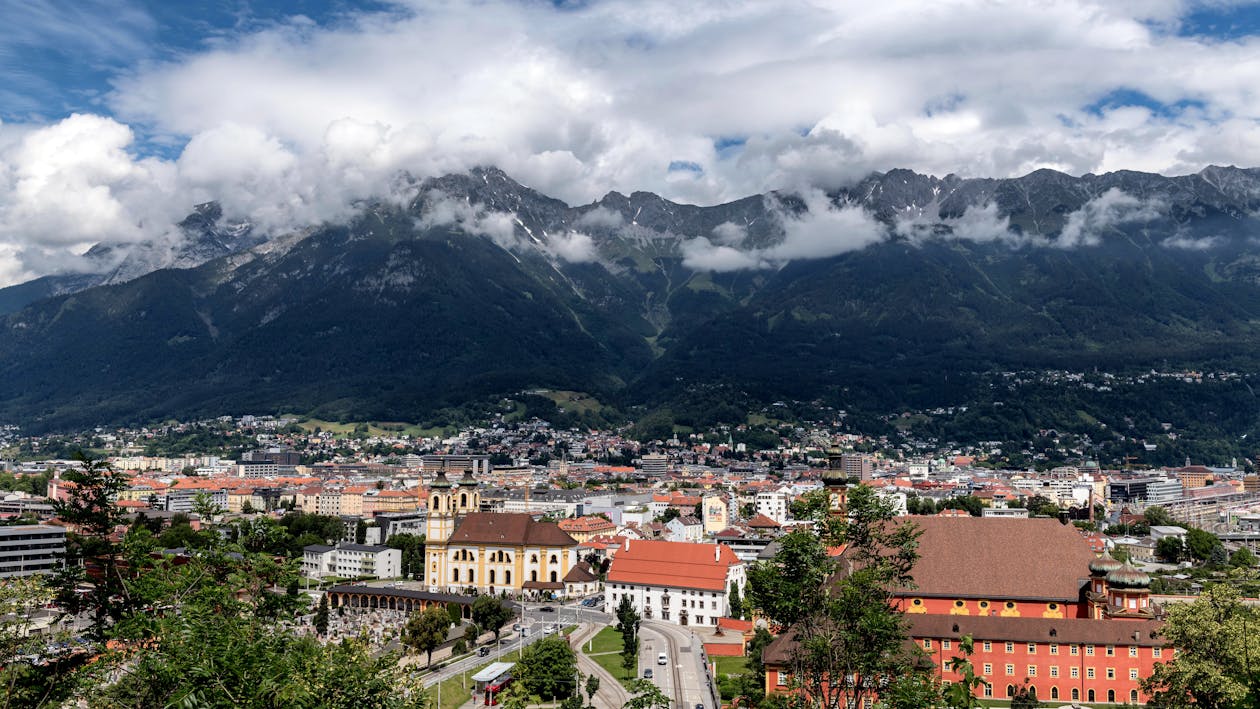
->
[1, 0, 1260, 284]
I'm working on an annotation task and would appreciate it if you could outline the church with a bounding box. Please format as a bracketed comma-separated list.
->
[424, 470, 592, 597]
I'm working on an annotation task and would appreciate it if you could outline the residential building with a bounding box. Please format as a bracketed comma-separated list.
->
[0, 525, 65, 577]
[701, 493, 731, 535]
[301, 542, 401, 579]
[604, 539, 745, 626]
[558, 515, 616, 543]
[754, 489, 791, 524]
[640, 454, 668, 477]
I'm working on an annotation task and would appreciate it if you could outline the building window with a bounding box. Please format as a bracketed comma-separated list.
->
[943, 639, 952, 651]
[1005, 642, 1014, 653]
[1027, 643, 1036, 654]
[979, 600, 990, 610]
[1070, 667, 1079, 679]
[1087, 668, 1095, 680]
[1108, 690, 1116, 704]
[1005, 664, 1014, 676]
[983, 641, 992, 652]
[1070, 645, 1079, 656]
[1130, 669, 1139, 680]
[1106, 645, 1115, 657]
[1131, 689, 1139, 702]
[1086, 644, 1095, 656]
[1049, 666, 1058, 678]
[1049, 643, 1058, 655]
[923, 639, 933, 650]
[983, 664, 992, 676]
[1051, 687, 1059, 700]
[1129, 646, 1138, 658]
[1153, 647, 1162, 658]
[983, 684, 993, 698]
[1071, 688, 1079, 701]
[1106, 668, 1115, 680]
[776, 672, 787, 686]
[1027, 665, 1036, 677]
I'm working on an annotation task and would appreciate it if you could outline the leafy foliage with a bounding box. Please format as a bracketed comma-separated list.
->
[515, 636, 579, 700]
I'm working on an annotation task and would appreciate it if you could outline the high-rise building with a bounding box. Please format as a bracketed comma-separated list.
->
[0, 525, 65, 578]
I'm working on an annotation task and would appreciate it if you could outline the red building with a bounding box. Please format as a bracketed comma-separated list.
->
[764, 516, 1172, 704]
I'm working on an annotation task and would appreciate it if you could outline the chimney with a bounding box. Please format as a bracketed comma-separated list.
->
[715, 544, 720, 562]
[625, 538, 630, 552]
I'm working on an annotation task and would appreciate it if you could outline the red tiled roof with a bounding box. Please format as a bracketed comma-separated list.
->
[717, 617, 754, 632]
[558, 516, 616, 533]
[607, 540, 740, 592]
[745, 513, 781, 528]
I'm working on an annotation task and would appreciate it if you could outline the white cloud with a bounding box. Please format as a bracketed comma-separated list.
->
[1162, 233, 1223, 250]
[3, 0, 1260, 282]
[711, 221, 747, 246]
[575, 206, 624, 230]
[417, 191, 520, 250]
[680, 237, 768, 272]
[895, 202, 1019, 245]
[548, 230, 598, 263]
[1057, 188, 1163, 247]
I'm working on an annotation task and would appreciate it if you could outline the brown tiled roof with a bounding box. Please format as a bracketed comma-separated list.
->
[884, 517, 1095, 602]
[905, 614, 1165, 648]
[563, 562, 598, 583]
[447, 512, 578, 547]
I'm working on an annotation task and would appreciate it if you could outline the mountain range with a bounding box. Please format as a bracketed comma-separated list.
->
[4, 165, 1260, 435]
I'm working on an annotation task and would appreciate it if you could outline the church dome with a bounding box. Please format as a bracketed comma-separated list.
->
[1089, 551, 1124, 577]
[1106, 561, 1151, 590]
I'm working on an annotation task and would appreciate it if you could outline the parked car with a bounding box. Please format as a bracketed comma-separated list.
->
[643, 668, 653, 679]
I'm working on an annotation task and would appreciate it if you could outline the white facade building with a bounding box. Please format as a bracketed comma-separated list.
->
[604, 540, 745, 627]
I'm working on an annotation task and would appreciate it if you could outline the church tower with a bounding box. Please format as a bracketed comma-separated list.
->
[456, 468, 481, 514]
[426, 470, 456, 544]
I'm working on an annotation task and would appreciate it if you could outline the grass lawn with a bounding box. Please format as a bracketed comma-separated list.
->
[584, 627, 624, 655]
[588, 649, 638, 690]
[712, 655, 748, 677]
[432, 661, 492, 709]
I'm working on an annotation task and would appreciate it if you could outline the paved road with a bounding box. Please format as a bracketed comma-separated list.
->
[642, 620, 721, 709]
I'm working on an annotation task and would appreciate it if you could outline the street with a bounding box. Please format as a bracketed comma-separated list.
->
[641, 620, 720, 709]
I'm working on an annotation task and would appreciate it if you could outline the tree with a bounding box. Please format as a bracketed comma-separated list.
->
[941, 636, 987, 709]
[355, 519, 368, 545]
[1010, 681, 1041, 709]
[659, 507, 681, 524]
[1157, 536, 1184, 563]
[584, 674, 600, 704]
[472, 595, 513, 641]
[315, 593, 330, 636]
[191, 491, 224, 521]
[516, 636, 578, 700]
[50, 452, 131, 640]
[1144, 506, 1178, 527]
[750, 484, 925, 709]
[1230, 547, 1257, 568]
[625, 679, 670, 709]
[728, 581, 744, 619]
[497, 681, 532, 709]
[1186, 528, 1224, 562]
[404, 606, 451, 666]
[1142, 584, 1260, 708]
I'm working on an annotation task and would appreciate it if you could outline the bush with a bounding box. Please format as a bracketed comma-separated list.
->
[453, 639, 467, 656]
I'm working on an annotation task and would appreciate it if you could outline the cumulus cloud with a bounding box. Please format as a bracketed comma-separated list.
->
[1162, 233, 1223, 250]
[1057, 188, 1163, 247]
[575, 207, 624, 230]
[547, 231, 598, 263]
[895, 202, 1019, 244]
[417, 192, 520, 250]
[4, 0, 1260, 282]
[681, 189, 886, 271]
[711, 221, 747, 246]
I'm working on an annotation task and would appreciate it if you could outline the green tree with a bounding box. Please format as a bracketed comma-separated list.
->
[1142, 584, 1260, 708]
[191, 491, 224, 521]
[315, 593, 330, 636]
[584, 674, 600, 704]
[50, 451, 131, 640]
[1010, 681, 1041, 709]
[472, 595, 513, 641]
[625, 679, 670, 709]
[1157, 536, 1185, 563]
[941, 636, 988, 709]
[728, 581, 744, 619]
[404, 606, 451, 666]
[659, 507, 681, 523]
[1186, 528, 1224, 562]
[1144, 506, 1178, 527]
[750, 484, 924, 709]
[516, 636, 578, 700]
[1230, 547, 1258, 568]
[497, 681, 531, 709]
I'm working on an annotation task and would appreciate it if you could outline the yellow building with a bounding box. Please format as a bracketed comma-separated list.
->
[425, 470, 583, 598]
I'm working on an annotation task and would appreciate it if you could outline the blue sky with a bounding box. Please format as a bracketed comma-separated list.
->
[2, 0, 1260, 284]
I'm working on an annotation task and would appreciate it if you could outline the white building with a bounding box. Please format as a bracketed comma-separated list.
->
[754, 489, 791, 524]
[301, 542, 401, 579]
[604, 540, 745, 627]
[0, 525, 66, 578]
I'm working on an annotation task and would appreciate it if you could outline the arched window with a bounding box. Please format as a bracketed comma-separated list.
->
[1088, 690, 1095, 702]
[1131, 690, 1139, 702]
[453, 568, 460, 583]
[550, 571, 558, 582]
[505, 570, 511, 585]
[469, 569, 475, 584]
[531, 570, 538, 582]
[1006, 685, 1015, 698]
[1108, 690, 1115, 703]
[1071, 689, 1079, 701]
[1050, 687, 1058, 700]
[550, 554, 558, 565]
[530, 554, 538, 564]
[460, 492, 468, 507]
[490, 570, 496, 584]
